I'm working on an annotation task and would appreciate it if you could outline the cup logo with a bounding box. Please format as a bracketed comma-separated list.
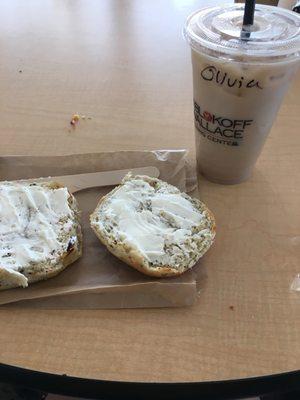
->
[194, 100, 253, 147]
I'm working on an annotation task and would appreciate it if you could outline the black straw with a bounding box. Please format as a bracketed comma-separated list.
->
[243, 0, 256, 26]
[241, 0, 256, 41]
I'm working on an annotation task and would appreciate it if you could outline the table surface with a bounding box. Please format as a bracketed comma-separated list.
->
[0, 0, 299, 385]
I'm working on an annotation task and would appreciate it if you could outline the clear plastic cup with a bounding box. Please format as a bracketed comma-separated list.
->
[184, 4, 300, 184]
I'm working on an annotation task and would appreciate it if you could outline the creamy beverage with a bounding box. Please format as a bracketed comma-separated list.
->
[185, 5, 300, 184]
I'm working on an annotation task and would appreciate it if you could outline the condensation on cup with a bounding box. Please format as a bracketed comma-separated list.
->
[184, 4, 300, 184]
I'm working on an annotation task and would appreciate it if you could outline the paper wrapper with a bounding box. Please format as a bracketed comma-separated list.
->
[0, 150, 199, 308]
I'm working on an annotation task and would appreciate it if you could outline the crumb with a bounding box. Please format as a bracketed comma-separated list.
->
[229, 305, 234, 311]
[69, 113, 91, 128]
[72, 114, 80, 121]
[70, 114, 80, 127]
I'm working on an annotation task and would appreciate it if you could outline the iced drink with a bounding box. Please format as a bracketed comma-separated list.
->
[185, 5, 300, 184]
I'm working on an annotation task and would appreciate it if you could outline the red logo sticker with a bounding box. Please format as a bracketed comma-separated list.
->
[203, 111, 212, 122]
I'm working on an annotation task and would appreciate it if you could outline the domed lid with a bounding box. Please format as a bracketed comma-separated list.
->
[184, 4, 300, 60]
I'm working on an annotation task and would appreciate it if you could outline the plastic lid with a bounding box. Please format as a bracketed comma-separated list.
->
[184, 4, 300, 60]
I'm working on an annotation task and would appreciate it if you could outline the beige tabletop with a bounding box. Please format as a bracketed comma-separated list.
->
[0, 0, 299, 384]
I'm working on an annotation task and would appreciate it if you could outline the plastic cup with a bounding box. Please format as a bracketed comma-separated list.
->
[184, 4, 300, 184]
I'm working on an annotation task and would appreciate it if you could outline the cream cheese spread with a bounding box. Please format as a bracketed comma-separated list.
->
[94, 177, 209, 267]
[0, 182, 75, 287]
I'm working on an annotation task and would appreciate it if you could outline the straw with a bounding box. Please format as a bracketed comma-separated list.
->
[241, 0, 256, 41]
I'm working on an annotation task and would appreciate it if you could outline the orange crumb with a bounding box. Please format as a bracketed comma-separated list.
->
[70, 114, 80, 126]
